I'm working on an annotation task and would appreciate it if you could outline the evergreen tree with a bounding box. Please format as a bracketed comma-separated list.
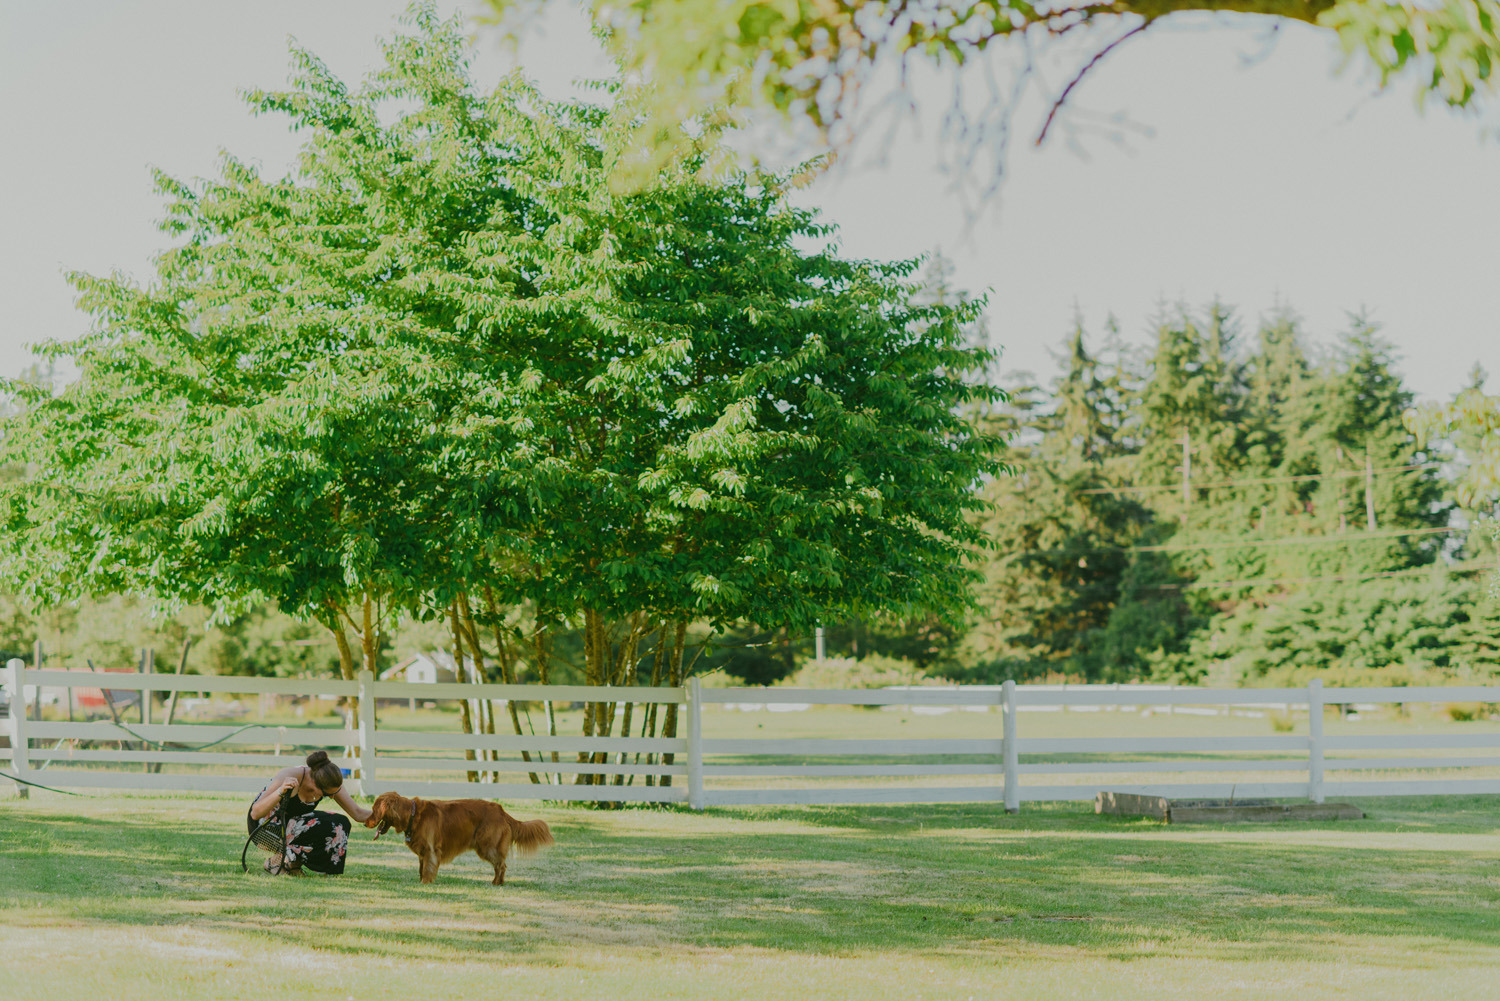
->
[962, 323, 1162, 680]
[1158, 569, 1500, 686]
[1283, 317, 1449, 576]
[960, 300, 1484, 687]
[1044, 318, 1122, 465]
[1135, 302, 1248, 492]
[1244, 305, 1314, 474]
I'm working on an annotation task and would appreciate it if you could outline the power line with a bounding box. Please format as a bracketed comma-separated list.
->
[1133, 526, 1456, 553]
[1077, 462, 1440, 495]
[1156, 560, 1493, 592]
[996, 525, 1459, 561]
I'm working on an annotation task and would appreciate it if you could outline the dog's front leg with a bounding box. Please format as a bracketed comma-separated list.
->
[419, 851, 439, 884]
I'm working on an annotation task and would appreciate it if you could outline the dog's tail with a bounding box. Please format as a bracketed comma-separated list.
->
[507, 815, 554, 856]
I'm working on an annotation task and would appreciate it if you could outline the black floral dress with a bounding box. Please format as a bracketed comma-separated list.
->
[245, 785, 352, 875]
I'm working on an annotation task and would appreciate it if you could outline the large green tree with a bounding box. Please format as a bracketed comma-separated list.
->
[0, 7, 1002, 767]
[0, 14, 539, 696]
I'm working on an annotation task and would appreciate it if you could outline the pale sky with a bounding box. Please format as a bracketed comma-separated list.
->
[2, 1, 1496, 403]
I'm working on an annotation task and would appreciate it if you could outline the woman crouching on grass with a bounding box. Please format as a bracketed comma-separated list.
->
[248, 750, 372, 876]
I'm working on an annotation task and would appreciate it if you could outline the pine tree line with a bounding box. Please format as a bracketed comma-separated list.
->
[955, 303, 1499, 686]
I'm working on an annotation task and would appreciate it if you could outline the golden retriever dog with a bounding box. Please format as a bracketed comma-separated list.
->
[365, 791, 553, 885]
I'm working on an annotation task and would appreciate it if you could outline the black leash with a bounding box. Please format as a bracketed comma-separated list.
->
[9, 759, 303, 877]
[107, 721, 285, 752]
[240, 787, 294, 873]
[1, 770, 86, 796]
[6, 721, 298, 798]
[8, 770, 296, 867]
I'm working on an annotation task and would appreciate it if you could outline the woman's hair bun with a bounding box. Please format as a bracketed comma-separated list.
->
[305, 748, 344, 791]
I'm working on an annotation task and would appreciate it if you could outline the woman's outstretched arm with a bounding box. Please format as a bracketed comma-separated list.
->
[331, 783, 372, 824]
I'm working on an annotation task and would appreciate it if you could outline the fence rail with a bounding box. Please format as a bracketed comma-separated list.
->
[6, 662, 1500, 810]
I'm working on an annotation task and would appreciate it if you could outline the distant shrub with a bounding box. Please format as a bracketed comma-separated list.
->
[775, 654, 933, 690]
[935, 656, 1085, 685]
[1269, 712, 1296, 733]
[694, 670, 743, 689]
[1445, 703, 1496, 722]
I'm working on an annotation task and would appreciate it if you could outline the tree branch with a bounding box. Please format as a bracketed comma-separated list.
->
[1037, 19, 1156, 146]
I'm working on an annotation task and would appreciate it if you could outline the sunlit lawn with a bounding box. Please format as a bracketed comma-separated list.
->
[4, 786, 1500, 1000]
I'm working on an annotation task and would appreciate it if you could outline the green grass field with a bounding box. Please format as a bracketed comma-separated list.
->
[4, 786, 1500, 1001]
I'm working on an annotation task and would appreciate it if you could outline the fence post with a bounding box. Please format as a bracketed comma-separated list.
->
[140, 647, 154, 773]
[31, 641, 43, 722]
[1002, 680, 1019, 815]
[140, 647, 154, 726]
[5, 658, 30, 798]
[686, 676, 704, 811]
[357, 670, 376, 797]
[1307, 678, 1325, 804]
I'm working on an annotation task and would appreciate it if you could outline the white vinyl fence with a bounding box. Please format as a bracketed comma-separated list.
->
[5, 660, 1500, 810]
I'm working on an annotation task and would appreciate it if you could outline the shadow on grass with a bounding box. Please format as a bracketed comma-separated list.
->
[3, 796, 1500, 964]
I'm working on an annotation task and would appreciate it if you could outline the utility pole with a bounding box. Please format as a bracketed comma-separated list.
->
[1180, 428, 1192, 511]
[1365, 443, 1377, 531]
[1335, 445, 1348, 532]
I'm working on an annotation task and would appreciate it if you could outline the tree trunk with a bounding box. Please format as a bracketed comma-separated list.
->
[531, 623, 560, 784]
[362, 595, 384, 771]
[640, 627, 668, 786]
[475, 588, 541, 783]
[360, 594, 380, 678]
[449, 601, 479, 782]
[591, 608, 613, 785]
[323, 603, 358, 683]
[322, 602, 361, 778]
[577, 608, 602, 784]
[481, 685, 498, 783]
[150, 637, 194, 774]
[592, 614, 642, 784]
[659, 620, 687, 788]
[457, 593, 511, 782]
[612, 617, 650, 787]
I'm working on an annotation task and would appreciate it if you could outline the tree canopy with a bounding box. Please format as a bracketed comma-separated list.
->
[1407, 382, 1500, 513]
[0, 6, 1003, 708]
[488, 0, 1500, 183]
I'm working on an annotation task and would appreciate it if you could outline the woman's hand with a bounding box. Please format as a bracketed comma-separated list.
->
[329, 783, 372, 824]
[251, 771, 302, 821]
